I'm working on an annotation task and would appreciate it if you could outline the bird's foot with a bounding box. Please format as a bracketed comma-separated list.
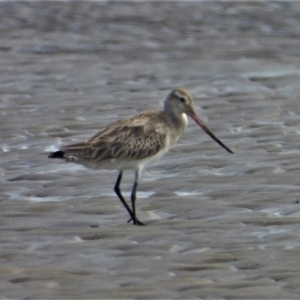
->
[127, 217, 145, 226]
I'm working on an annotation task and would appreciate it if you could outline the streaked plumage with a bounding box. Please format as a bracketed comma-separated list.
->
[49, 88, 233, 225]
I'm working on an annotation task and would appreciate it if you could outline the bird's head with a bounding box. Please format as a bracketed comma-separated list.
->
[165, 88, 195, 116]
[164, 88, 234, 154]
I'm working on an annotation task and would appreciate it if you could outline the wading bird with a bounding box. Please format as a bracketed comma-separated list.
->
[49, 88, 233, 225]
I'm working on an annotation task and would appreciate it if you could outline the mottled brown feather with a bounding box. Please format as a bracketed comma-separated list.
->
[60, 110, 168, 163]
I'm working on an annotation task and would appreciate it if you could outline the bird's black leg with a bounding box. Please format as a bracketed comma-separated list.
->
[130, 170, 145, 226]
[114, 171, 133, 219]
[114, 171, 144, 226]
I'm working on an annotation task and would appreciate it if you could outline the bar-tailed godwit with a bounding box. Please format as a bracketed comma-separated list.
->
[49, 88, 233, 225]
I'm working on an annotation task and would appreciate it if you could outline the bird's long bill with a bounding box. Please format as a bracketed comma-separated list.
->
[187, 110, 234, 154]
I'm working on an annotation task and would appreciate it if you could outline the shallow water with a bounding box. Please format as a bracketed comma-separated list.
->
[1, 1, 300, 299]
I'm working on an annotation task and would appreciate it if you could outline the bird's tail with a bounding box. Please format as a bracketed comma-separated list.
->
[48, 151, 65, 159]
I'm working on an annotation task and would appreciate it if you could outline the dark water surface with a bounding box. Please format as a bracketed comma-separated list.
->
[1, 1, 300, 299]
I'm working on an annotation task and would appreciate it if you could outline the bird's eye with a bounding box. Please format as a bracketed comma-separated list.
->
[179, 97, 186, 103]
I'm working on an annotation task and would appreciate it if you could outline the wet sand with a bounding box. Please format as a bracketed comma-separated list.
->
[1, 1, 300, 299]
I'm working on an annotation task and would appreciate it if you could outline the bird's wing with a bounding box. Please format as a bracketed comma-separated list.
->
[61, 111, 168, 162]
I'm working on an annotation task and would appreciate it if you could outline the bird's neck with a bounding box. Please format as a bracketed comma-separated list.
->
[163, 107, 188, 141]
